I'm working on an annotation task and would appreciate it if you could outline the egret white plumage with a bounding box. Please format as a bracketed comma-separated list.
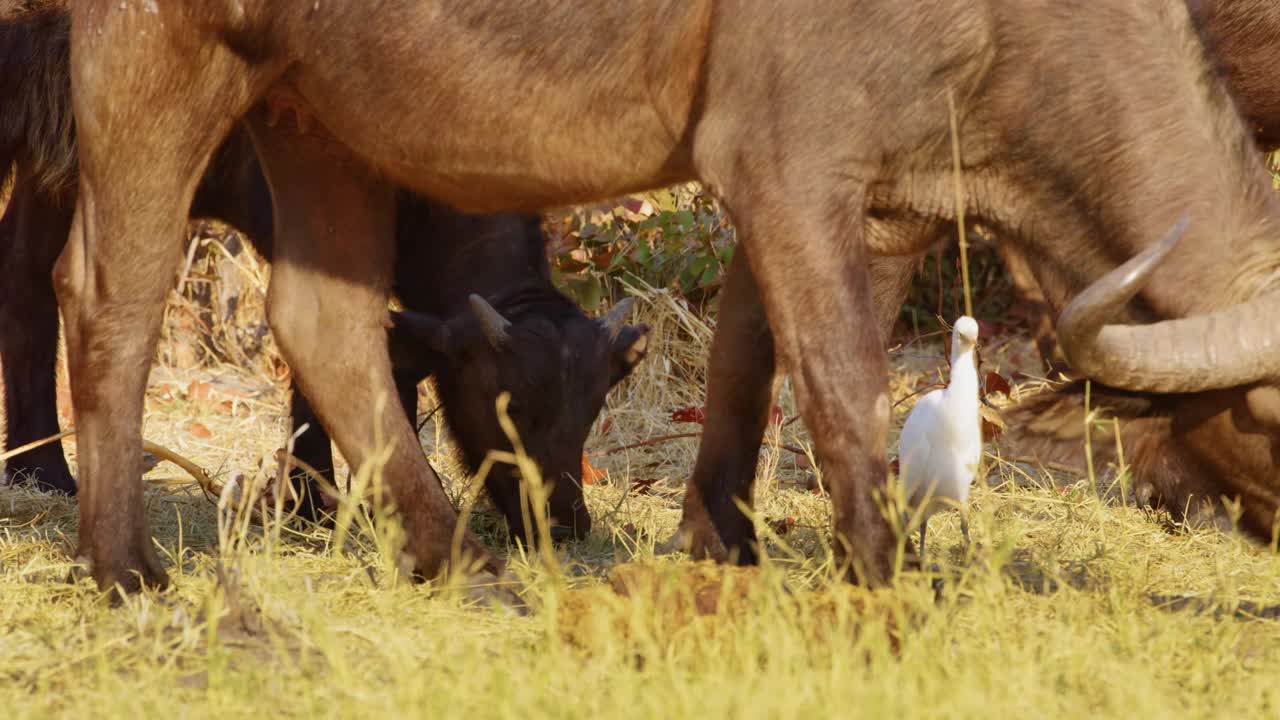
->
[897, 315, 981, 566]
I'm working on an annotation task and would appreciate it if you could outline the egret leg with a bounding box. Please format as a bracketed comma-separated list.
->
[960, 513, 971, 547]
[918, 521, 929, 570]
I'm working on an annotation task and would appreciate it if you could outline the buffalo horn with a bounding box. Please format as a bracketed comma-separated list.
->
[469, 294, 512, 349]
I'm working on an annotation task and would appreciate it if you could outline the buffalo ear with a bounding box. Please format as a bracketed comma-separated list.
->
[389, 309, 452, 368]
[597, 296, 635, 340]
[608, 323, 651, 387]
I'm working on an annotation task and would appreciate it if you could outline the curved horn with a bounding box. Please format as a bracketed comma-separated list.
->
[1058, 215, 1280, 392]
[597, 297, 634, 339]
[468, 294, 511, 349]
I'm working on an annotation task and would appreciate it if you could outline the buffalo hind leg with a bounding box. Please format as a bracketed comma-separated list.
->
[715, 183, 894, 585]
[246, 113, 497, 581]
[993, 240, 1069, 376]
[283, 390, 336, 520]
[0, 171, 76, 493]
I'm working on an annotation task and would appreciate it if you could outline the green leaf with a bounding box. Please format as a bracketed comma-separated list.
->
[578, 275, 604, 311]
[700, 261, 721, 287]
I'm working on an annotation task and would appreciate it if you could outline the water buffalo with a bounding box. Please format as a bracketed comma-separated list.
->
[0, 8, 648, 549]
[865, 0, 1280, 538]
[979, 0, 1280, 378]
[58, 0, 1280, 593]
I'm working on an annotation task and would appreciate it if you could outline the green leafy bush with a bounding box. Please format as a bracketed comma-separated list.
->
[545, 183, 735, 313]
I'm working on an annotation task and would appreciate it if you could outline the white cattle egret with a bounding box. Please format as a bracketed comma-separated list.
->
[897, 315, 981, 566]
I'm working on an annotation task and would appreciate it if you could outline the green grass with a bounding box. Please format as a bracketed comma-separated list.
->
[2, 279, 1279, 719]
[4, 473, 1278, 718]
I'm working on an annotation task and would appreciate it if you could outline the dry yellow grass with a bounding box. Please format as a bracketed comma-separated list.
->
[2, 233, 1279, 718]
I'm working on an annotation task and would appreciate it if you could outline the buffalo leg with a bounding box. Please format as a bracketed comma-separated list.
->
[283, 389, 336, 519]
[246, 113, 496, 580]
[283, 368, 423, 521]
[672, 251, 921, 564]
[57, 12, 268, 593]
[672, 250, 776, 563]
[706, 180, 893, 584]
[993, 240, 1068, 375]
[0, 171, 75, 493]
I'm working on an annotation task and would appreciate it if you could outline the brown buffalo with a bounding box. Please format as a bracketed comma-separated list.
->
[888, 0, 1280, 537]
[57, 0, 1280, 594]
[0, 7, 647, 551]
[979, 0, 1280, 378]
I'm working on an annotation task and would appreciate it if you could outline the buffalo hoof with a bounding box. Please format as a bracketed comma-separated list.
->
[654, 519, 728, 562]
[549, 525, 575, 544]
[510, 522, 586, 549]
[458, 571, 527, 615]
[931, 576, 946, 602]
[2, 450, 77, 495]
[75, 542, 170, 600]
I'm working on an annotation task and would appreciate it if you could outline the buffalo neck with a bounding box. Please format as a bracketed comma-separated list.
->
[962, 0, 1280, 322]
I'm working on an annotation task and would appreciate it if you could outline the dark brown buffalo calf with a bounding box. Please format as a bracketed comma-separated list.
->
[0, 10, 647, 552]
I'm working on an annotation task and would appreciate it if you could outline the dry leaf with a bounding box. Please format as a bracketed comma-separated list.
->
[187, 422, 213, 439]
[630, 478, 659, 495]
[984, 370, 1012, 398]
[581, 454, 606, 485]
[979, 404, 1006, 441]
[768, 516, 796, 536]
[671, 406, 706, 424]
[186, 380, 213, 403]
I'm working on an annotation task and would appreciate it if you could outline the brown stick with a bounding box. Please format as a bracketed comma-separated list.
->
[0, 429, 75, 462]
[947, 87, 974, 319]
[142, 440, 220, 496]
[1, 427, 221, 497]
[586, 431, 811, 459]
[585, 432, 701, 457]
[893, 381, 946, 409]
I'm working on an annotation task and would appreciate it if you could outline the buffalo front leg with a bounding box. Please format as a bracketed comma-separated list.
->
[671, 252, 921, 563]
[722, 189, 894, 585]
[59, 6, 266, 593]
[0, 171, 76, 493]
[247, 115, 496, 580]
